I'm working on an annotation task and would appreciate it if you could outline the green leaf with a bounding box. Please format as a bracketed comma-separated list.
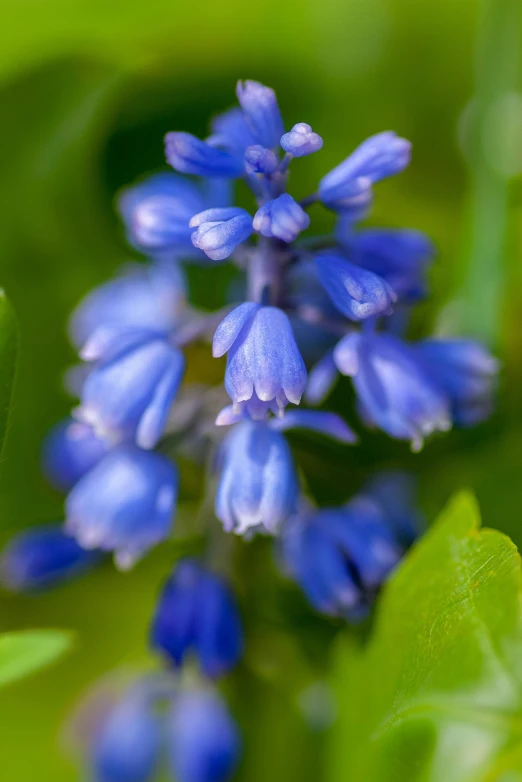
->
[328, 492, 522, 782]
[0, 291, 17, 459]
[0, 630, 74, 689]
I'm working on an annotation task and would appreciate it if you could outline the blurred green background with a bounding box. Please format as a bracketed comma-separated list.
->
[1, 0, 521, 779]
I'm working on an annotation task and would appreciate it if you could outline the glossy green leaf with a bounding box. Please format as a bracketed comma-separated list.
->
[0, 291, 17, 459]
[0, 630, 74, 689]
[328, 492, 522, 782]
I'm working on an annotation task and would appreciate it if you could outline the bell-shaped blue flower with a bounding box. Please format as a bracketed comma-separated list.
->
[190, 208, 254, 261]
[77, 331, 185, 450]
[150, 559, 243, 678]
[315, 251, 397, 321]
[91, 689, 162, 782]
[65, 446, 178, 569]
[280, 123, 323, 157]
[244, 145, 278, 175]
[42, 418, 110, 493]
[333, 332, 451, 450]
[236, 80, 284, 150]
[165, 132, 244, 178]
[167, 688, 240, 782]
[216, 420, 299, 534]
[253, 194, 310, 243]
[69, 262, 185, 351]
[281, 496, 402, 620]
[0, 525, 100, 592]
[319, 131, 411, 210]
[213, 303, 307, 417]
[415, 338, 499, 426]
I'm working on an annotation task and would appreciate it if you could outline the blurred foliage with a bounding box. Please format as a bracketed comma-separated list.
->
[0, 293, 17, 458]
[0, 630, 74, 689]
[0, 0, 521, 780]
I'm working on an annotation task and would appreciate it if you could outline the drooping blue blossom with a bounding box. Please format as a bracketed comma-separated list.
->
[319, 131, 411, 210]
[150, 559, 243, 678]
[280, 123, 323, 157]
[190, 208, 254, 261]
[281, 494, 402, 620]
[213, 303, 307, 418]
[315, 250, 397, 321]
[236, 80, 284, 149]
[167, 687, 241, 782]
[42, 418, 110, 493]
[165, 132, 244, 178]
[216, 420, 299, 535]
[66, 446, 178, 569]
[253, 194, 310, 243]
[0, 525, 100, 592]
[77, 331, 185, 449]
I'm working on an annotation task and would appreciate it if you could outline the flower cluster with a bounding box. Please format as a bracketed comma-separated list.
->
[0, 79, 498, 782]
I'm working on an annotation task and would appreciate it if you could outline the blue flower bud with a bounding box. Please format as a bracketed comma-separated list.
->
[69, 262, 185, 352]
[77, 331, 185, 450]
[66, 446, 178, 569]
[281, 498, 402, 620]
[253, 194, 310, 243]
[244, 145, 278, 175]
[333, 332, 451, 450]
[314, 251, 397, 321]
[213, 303, 307, 417]
[190, 208, 253, 261]
[91, 690, 161, 782]
[415, 339, 499, 426]
[216, 420, 299, 534]
[150, 559, 243, 678]
[167, 688, 240, 782]
[280, 123, 323, 157]
[0, 525, 100, 592]
[236, 80, 284, 150]
[319, 132, 411, 210]
[165, 132, 244, 178]
[42, 418, 110, 493]
[208, 107, 257, 154]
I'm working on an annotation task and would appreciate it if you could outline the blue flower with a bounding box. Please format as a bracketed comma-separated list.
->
[415, 338, 499, 426]
[281, 496, 402, 620]
[213, 303, 307, 417]
[236, 80, 284, 149]
[167, 688, 240, 782]
[69, 262, 185, 351]
[150, 559, 243, 678]
[91, 689, 161, 782]
[361, 471, 423, 546]
[244, 145, 278, 175]
[77, 331, 185, 449]
[304, 351, 339, 405]
[0, 525, 100, 592]
[280, 123, 323, 157]
[333, 332, 451, 450]
[319, 131, 411, 210]
[66, 446, 178, 569]
[165, 132, 244, 178]
[207, 107, 256, 154]
[190, 208, 254, 261]
[315, 250, 397, 321]
[253, 194, 310, 243]
[216, 420, 299, 534]
[42, 418, 110, 493]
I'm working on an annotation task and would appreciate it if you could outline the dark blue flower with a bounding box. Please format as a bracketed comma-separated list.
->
[281, 497, 402, 620]
[150, 559, 243, 678]
[0, 525, 100, 592]
[66, 446, 177, 569]
[213, 303, 307, 418]
[167, 687, 240, 782]
[190, 208, 254, 261]
[216, 420, 299, 534]
[319, 131, 411, 210]
[42, 418, 110, 493]
[253, 194, 310, 243]
[244, 144, 279, 175]
[165, 132, 244, 178]
[236, 80, 284, 150]
[315, 250, 397, 321]
[77, 330, 185, 449]
[280, 123, 323, 157]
